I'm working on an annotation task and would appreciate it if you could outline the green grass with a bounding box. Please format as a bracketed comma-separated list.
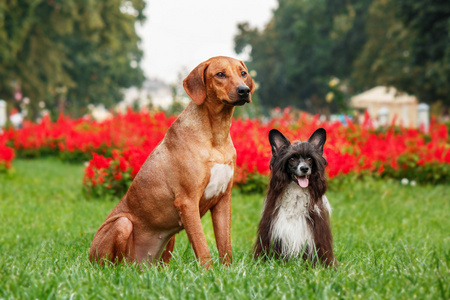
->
[0, 159, 449, 299]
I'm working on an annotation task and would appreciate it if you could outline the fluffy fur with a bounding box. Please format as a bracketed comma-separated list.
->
[254, 128, 337, 266]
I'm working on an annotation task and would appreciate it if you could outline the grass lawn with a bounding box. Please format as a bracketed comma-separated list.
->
[0, 158, 449, 299]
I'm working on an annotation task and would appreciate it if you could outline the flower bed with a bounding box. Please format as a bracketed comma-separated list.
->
[0, 134, 14, 172]
[81, 109, 449, 197]
[4, 111, 176, 162]
[2, 108, 449, 197]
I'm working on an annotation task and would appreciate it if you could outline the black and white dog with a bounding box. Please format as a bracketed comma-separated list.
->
[254, 128, 337, 266]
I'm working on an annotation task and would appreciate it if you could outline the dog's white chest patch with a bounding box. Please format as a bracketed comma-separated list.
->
[204, 164, 233, 200]
[271, 182, 314, 258]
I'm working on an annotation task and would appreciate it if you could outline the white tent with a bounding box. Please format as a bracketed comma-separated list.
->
[351, 86, 419, 127]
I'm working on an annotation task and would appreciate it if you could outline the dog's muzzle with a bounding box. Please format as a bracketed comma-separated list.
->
[222, 85, 251, 106]
[292, 162, 311, 188]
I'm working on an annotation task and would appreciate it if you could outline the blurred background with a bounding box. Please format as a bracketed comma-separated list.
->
[0, 0, 449, 126]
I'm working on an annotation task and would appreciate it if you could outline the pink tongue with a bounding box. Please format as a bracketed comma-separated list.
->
[298, 177, 309, 188]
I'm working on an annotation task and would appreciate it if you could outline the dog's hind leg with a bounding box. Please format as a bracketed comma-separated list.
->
[160, 235, 176, 264]
[89, 216, 135, 264]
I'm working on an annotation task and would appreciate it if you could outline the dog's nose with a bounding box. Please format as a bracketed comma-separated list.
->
[237, 86, 250, 97]
[300, 166, 309, 173]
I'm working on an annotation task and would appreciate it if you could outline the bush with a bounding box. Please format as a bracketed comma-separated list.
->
[83, 151, 133, 198]
[2, 108, 449, 198]
[0, 136, 14, 172]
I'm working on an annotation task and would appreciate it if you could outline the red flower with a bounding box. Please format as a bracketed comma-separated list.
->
[2, 108, 448, 190]
[114, 172, 122, 181]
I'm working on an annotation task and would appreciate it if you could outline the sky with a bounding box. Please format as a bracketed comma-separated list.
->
[136, 0, 278, 84]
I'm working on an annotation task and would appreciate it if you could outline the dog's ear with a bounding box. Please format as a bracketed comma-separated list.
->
[308, 128, 326, 155]
[269, 129, 290, 156]
[183, 61, 210, 105]
[239, 60, 255, 94]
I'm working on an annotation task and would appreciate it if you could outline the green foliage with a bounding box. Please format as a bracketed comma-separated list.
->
[351, 0, 415, 97]
[234, 0, 371, 114]
[352, 0, 450, 105]
[386, 158, 450, 184]
[58, 149, 98, 164]
[12, 144, 110, 164]
[396, 0, 450, 105]
[235, 173, 269, 194]
[0, 0, 145, 117]
[235, 0, 449, 111]
[14, 146, 58, 159]
[0, 159, 449, 298]
[0, 162, 9, 173]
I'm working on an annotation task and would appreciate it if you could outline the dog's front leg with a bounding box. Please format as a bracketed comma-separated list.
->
[210, 185, 233, 265]
[174, 198, 212, 268]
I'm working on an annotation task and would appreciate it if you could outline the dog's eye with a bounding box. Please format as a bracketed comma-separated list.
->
[241, 71, 247, 77]
[289, 157, 296, 162]
[306, 157, 312, 162]
[216, 72, 226, 78]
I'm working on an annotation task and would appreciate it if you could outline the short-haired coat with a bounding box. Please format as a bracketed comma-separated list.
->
[89, 56, 255, 268]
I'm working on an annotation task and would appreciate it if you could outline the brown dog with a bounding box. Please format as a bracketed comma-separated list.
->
[89, 56, 254, 268]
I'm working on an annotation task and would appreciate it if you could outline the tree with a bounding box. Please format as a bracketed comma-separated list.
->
[234, 0, 371, 114]
[352, 0, 450, 106]
[352, 0, 412, 92]
[396, 0, 449, 105]
[0, 0, 145, 118]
